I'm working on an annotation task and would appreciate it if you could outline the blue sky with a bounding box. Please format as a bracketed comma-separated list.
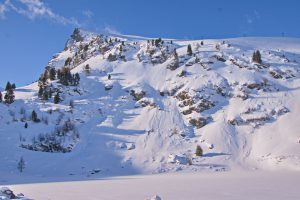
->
[0, 0, 300, 87]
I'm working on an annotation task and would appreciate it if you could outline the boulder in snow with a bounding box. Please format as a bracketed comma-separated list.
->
[127, 143, 135, 150]
[145, 195, 162, 200]
[167, 154, 188, 165]
[104, 83, 113, 91]
[0, 187, 16, 199]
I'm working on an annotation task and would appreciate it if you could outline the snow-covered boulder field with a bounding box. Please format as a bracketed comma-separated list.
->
[0, 29, 300, 185]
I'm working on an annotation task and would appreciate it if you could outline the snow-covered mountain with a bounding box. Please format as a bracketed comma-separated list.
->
[1, 29, 300, 183]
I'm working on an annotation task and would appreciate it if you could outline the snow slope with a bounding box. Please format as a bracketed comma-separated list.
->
[0, 29, 300, 184]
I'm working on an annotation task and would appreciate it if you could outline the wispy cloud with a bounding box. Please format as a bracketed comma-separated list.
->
[103, 25, 121, 35]
[0, 0, 9, 19]
[245, 10, 260, 25]
[0, 0, 80, 26]
[82, 9, 93, 19]
[241, 10, 261, 36]
[0, 0, 122, 35]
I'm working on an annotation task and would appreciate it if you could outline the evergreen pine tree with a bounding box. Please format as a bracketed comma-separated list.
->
[173, 48, 178, 60]
[0, 91, 2, 103]
[71, 28, 83, 42]
[69, 100, 74, 108]
[195, 145, 203, 156]
[64, 57, 72, 66]
[38, 72, 48, 88]
[4, 89, 15, 104]
[196, 145, 203, 156]
[83, 64, 91, 75]
[42, 90, 49, 100]
[38, 86, 44, 99]
[256, 50, 262, 63]
[252, 51, 256, 61]
[5, 81, 11, 91]
[168, 49, 179, 70]
[31, 110, 38, 122]
[11, 83, 16, 90]
[48, 88, 53, 99]
[187, 44, 193, 56]
[54, 93, 61, 104]
[24, 122, 28, 129]
[84, 44, 89, 51]
[57, 69, 61, 80]
[49, 68, 56, 80]
[108, 74, 111, 80]
[74, 73, 80, 86]
[17, 156, 25, 173]
[252, 50, 262, 64]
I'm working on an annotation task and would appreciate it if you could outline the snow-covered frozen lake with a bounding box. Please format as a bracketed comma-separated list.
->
[6, 171, 300, 200]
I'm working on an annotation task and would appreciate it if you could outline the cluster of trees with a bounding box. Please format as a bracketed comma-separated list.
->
[147, 38, 164, 47]
[37, 66, 79, 104]
[38, 86, 52, 101]
[252, 50, 262, 64]
[21, 109, 50, 128]
[0, 81, 16, 104]
[57, 67, 80, 86]
[42, 65, 80, 86]
[21, 119, 79, 153]
[5, 81, 16, 90]
[64, 57, 72, 67]
[71, 28, 83, 42]
[38, 68, 55, 101]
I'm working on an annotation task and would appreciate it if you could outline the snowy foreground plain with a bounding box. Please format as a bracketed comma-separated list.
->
[7, 171, 300, 200]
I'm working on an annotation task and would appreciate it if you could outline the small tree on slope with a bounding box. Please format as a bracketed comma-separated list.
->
[49, 67, 56, 80]
[252, 50, 262, 64]
[195, 145, 203, 156]
[31, 110, 39, 122]
[187, 44, 193, 56]
[17, 157, 25, 173]
[54, 93, 61, 104]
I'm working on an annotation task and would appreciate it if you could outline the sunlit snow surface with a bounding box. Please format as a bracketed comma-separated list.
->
[0, 31, 300, 196]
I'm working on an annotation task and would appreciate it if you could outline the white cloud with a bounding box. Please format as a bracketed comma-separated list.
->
[254, 10, 260, 19]
[245, 10, 260, 25]
[82, 9, 93, 19]
[103, 25, 121, 35]
[0, 0, 80, 26]
[0, 0, 10, 19]
[0, 5, 5, 19]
